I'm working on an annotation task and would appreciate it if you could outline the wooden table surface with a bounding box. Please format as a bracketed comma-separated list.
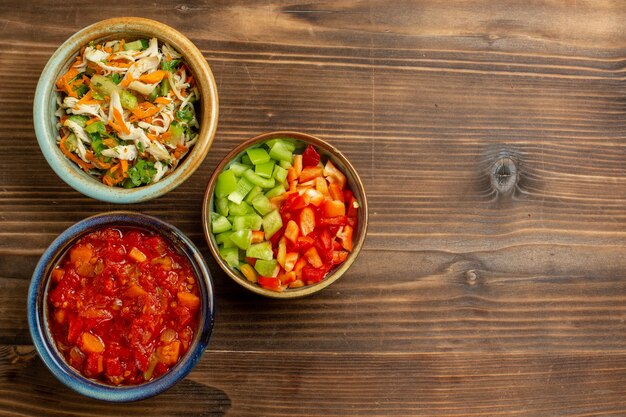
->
[1, 1, 626, 416]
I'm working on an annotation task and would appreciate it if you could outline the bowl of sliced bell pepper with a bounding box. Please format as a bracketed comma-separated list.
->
[202, 131, 368, 298]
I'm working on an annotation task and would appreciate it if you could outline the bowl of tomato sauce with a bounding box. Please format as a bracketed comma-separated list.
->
[27, 212, 215, 401]
[202, 131, 368, 298]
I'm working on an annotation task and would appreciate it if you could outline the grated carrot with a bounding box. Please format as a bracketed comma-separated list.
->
[77, 91, 98, 106]
[59, 137, 93, 171]
[131, 102, 160, 120]
[112, 108, 130, 135]
[138, 70, 167, 84]
[121, 160, 129, 177]
[173, 144, 188, 160]
[154, 97, 171, 105]
[120, 73, 134, 88]
[84, 117, 98, 126]
[103, 138, 117, 148]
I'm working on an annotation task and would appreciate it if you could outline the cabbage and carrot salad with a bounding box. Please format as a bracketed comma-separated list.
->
[54, 38, 200, 188]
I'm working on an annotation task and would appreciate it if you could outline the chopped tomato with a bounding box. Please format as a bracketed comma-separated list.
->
[177, 292, 200, 311]
[47, 227, 200, 386]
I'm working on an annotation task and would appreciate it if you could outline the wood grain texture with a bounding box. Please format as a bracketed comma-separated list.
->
[0, 0, 625, 415]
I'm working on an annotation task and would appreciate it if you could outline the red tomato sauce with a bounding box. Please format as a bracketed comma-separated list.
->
[47, 227, 200, 385]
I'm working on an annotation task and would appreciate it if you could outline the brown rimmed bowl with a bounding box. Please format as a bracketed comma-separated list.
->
[33, 17, 219, 203]
[202, 131, 368, 298]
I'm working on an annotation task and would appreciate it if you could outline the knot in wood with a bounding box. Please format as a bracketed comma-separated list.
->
[466, 270, 478, 285]
[490, 156, 517, 195]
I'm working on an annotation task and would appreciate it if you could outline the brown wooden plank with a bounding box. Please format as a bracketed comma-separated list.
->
[0, 0, 625, 415]
[2, 346, 626, 416]
[6, 245, 626, 352]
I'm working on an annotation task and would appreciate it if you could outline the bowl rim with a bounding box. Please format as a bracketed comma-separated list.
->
[27, 211, 215, 402]
[33, 17, 219, 204]
[202, 131, 368, 299]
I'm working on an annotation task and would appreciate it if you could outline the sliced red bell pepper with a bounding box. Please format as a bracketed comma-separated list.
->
[294, 256, 309, 280]
[346, 196, 358, 219]
[328, 225, 340, 235]
[321, 199, 345, 218]
[315, 176, 329, 196]
[287, 167, 298, 182]
[332, 250, 349, 265]
[251, 230, 265, 244]
[278, 270, 296, 285]
[296, 235, 315, 251]
[302, 144, 321, 168]
[299, 166, 323, 183]
[329, 183, 344, 202]
[304, 246, 324, 268]
[281, 193, 309, 215]
[284, 252, 299, 272]
[323, 160, 346, 189]
[337, 225, 354, 252]
[258, 276, 282, 291]
[269, 225, 285, 246]
[319, 216, 348, 227]
[314, 227, 333, 263]
[343, 189, 354, 203]
[284, 220, 300, 243]
[299, 206, 316, 236]
[293, 154, 303, 176]
[277, 237, 287, 268]
[302, 265, 327, 284]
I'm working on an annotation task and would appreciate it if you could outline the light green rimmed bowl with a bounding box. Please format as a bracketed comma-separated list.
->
[202, 131, 368, 299]
[33, 17, 218, 203]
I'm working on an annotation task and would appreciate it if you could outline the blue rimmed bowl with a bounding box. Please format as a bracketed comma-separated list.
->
[33, 17, 219, 203]
[27, 211, 215, 402]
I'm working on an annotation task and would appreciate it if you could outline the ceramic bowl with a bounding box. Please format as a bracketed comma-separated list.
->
[27, 212, 215, 401]
[202, 131, 368, 298]
[33, 17, 219, 203]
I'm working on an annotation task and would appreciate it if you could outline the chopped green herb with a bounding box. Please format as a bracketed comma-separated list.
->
[127, 159, 157, 186]
[110, 73, 123, 84]
[90, 133, 106, 156]
[175, 107, 193, 123]
[161, 59, 181, 72]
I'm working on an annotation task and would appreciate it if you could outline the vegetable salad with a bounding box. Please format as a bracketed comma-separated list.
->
[210, 140, 359, 292]
[55, 38, 200, 188]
